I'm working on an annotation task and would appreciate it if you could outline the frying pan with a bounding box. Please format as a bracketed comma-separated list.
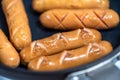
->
[0, 0, 120, 80]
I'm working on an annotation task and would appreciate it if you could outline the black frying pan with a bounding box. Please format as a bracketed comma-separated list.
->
[0, 0, 120, 80]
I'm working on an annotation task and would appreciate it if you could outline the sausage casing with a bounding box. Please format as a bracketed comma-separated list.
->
[20, 28, 101, 63]
[0, 29, 20, 68]
[2, 0, 32, 50]
[32, 0, 109, 12]
[28, 41, 113, 71]
[40, 9, 119, 30]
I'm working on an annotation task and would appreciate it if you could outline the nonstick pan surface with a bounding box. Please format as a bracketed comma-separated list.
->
[0, 0, 120, 80]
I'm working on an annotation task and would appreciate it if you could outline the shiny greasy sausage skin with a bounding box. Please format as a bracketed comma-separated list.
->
[40, 9, 119, 30]
[20, 28, 101, 63]
[32, 0, 109, 12]
[28, 41, 113, 71]
[2, 0, 32, 50]
[0, 29, 20, 68]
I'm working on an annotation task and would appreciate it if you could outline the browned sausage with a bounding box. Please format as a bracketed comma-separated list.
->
[40, 9, 119, 30]
[2, 0, 32, 50]
[0, 29, 20, 68]
[20, 28, 101, 63]
[32, 0, 109, 12]
[28, 41, 113, 71]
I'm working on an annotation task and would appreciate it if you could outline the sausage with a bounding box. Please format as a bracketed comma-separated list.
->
[40, 9, 120, 30]
[28, 41, 113, 71]
[32, 0, 109, 12]
[2, 0, 32, 50]
[0, 29, 20, 68]
[20, 28, 101, 63]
